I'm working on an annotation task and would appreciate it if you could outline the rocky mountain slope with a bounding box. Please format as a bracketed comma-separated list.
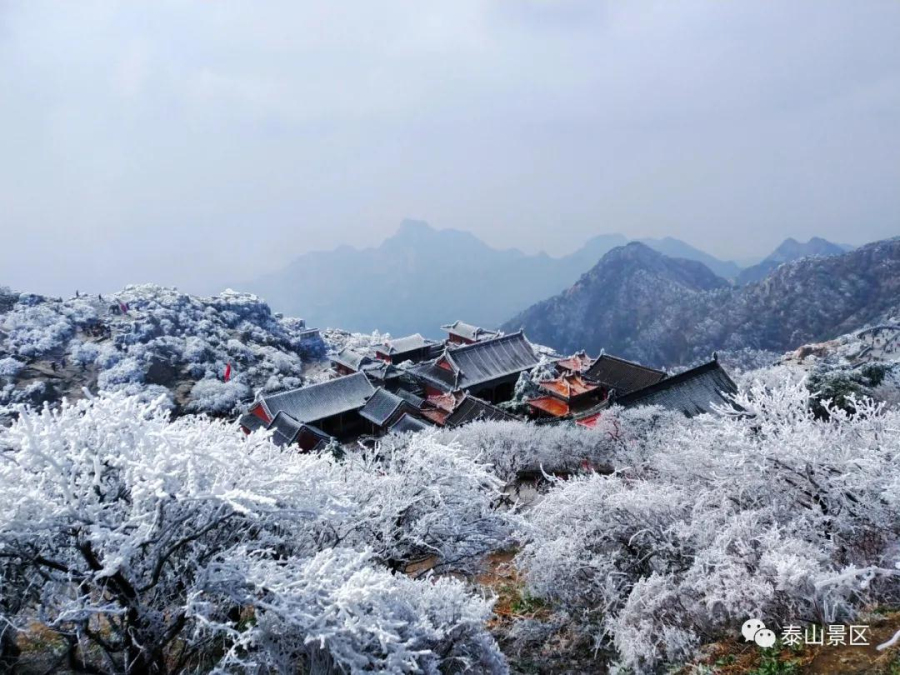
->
[0, 285, 326, 414]
[736, 236, 848, 285]
[503, 237, 900, 367]
[244, 220, 741, 336]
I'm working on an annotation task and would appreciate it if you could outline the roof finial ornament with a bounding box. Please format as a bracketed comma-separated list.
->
[712, 350, 719, 362]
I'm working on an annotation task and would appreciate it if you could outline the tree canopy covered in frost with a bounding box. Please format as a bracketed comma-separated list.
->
[322, 327, 391, 354]
[425, 406, 670, 483]
[516, 377, 900, 672]
[0, 285, 327, 414]
[0, 392, 509, 673]
[200, 547, 506, 674]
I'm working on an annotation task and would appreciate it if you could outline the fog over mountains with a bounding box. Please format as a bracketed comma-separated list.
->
[245, 220, 745, 336]
[735, 236, 850, 286]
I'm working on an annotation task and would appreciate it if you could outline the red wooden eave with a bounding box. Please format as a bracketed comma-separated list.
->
[528, 396, 570, 417]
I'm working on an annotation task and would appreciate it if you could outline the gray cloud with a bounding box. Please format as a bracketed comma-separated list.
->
[1, 0, 898, 296]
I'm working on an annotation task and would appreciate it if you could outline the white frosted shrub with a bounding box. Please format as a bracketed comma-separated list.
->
[432, 406, 679, 482]
[96, 355, 144, 388]
[186, 378, 251, 414]
[518, 377, 900, 672]
[200, 548, 507, 674]
[0, 357, 24, 379]
[0, 392, 509, 672]
[0, 284, 326, 412]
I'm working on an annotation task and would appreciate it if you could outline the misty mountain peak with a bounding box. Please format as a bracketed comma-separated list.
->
[384, 219, 485, 251]
[768, 236, 845, 263]
[396, 219, 434, 236]
[736, 236, 847, 285]
[582, 241, 727, 290]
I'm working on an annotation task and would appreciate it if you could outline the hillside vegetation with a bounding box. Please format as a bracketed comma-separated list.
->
[2, 327, 899, 672]
[505, 238, 900, 367]
[0, 284, 325, 415]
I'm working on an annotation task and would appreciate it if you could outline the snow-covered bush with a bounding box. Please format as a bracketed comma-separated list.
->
[807, 361, 893, 417]
[186, 378, 251, 414]
[0, 392, 509, 673]
[430, 405, 679, 482]
[1, 301, 79, 358]
[322, 328, 390, 354]
[198, 547, 507, 673]
[517, 377, 900, 672]
[873, 365, 900, 408]
[0, 285, 328, 412]
[67, 340, 100, 368]
[0, 357, 24, 379]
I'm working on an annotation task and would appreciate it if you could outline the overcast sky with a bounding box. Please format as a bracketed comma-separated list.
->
[1, 0, 899, 296]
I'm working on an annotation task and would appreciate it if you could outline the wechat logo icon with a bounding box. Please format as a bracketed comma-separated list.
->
[742, 619, 777, 648]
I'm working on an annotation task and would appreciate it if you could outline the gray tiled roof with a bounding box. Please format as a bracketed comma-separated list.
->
[389, 413, 432, 434]
[260, 372, 375, 424]
[409, 332, 540, 392]
[378, 333, 434, 355]
[267, 411, 304, 447]
[617, 360, 738, 417]
[331, 348, 372, 372]
[441, 320, 500, 342]
[394, 388, 425, 409]
[360, 360, 399, 382]
[359, 387, 407, 426]
[238, 412, 266, 433]
[267, 412, 333, 449]
[585, 354, 667, 395]
[408, 360, 457, 392]
[446, 332, 540, 390]
[445, 394, 520, 427]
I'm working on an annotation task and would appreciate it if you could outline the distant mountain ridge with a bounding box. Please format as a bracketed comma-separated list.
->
[736, 236, 848, 285]
[637, 236, 742, 279]
[247, 220, 575, 337]
[503, 237, 900, 367]
[244, 221, 740, 336]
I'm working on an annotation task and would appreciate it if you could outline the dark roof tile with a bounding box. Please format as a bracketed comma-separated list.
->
[359, 387, 408, 426]
[585, 354, 667, 395]
[441, 320, 500, 342]
[408, 360, 458, 392]
[260, 372, 375, 424]
[377, 333, 434, 355]
[394, 388, 425, 409]
[445, 393, 520, 427]
[389, 413, 433, 434]
[447, 332, 540, 389]
[616, 360, 738, 417]
[331, 348, 372, 371]
[238, 412, 266, 433]
[267, 411, 304, 447]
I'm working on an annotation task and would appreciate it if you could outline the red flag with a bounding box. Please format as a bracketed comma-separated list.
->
[224, 363, 232, 382]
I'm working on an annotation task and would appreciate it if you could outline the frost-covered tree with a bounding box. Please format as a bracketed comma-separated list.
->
[508, 355, 559, 406]
[517, 377, 900, 672]
[427, 405, 678, 483]
[0, 393, 509, 673]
